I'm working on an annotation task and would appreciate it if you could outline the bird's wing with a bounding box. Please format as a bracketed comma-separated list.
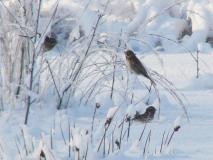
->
[132, 57, 149, 77]
[133, 57, 157, 85]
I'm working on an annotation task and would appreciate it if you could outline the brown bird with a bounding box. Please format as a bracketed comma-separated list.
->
[132, 106, 156, 123]
[125, 50, 155, 85]
[42, 35, 57, 52]
[40, 150, 46, 160]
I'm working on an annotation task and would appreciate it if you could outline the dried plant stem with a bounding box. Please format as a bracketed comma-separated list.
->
[127, 120, 131, 141]
[152, 71, 189, 121]
[34, 0, 42, 43]
[196, 48, 199, 78]
[16, 44, 24, 97]
[164, 131, 170, 145]
[160, 131, 165, 153]
[139, 124, 147, 141]
[110, 54, 117, 99]
[130, 93, 134, 104]
[15, 139, 23, 160]
[108, 141, 111, 155]
[111, 123, 117, 153]
[21, 128, 28, 155]
[24, 0, 42, 125]
[51, 128, 53, 149]
[152, 84, 161, 119]
[84, 142, 88, 160]
[45, 59, 61, 99]
[24, 51, 35, 125]
[119, 118, 125, 149]
[167, 126, 180, 146]
[122, 128, 128, 139]
[97, 125, 109, 152]
[57, 13, 103, 110]
[91, 107, 97, 144]
[103, 126, 106, 156]
[143, 130, 151, 157]
[31, 137, 35, 152]
[60, 121, 67, 145]
[68, 121, 71, 158]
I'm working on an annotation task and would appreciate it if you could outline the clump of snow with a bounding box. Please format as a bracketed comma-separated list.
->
[106, 106, 119, 120]
[124, 0, 213, 53]
[106, 0, 137, 20]
[183, 0, 213, 51]
[126, 104, 137, 118]
[29, 138, 60, 160]
[173, 115, 183, 127]
[197, 42, 213, 53]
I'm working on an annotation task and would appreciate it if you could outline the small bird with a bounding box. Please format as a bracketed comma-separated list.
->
[125, 50, 155, 85]
[40, 150, 46, 160]
[132, 106, 156, 123]
[42, 34, 57, 52]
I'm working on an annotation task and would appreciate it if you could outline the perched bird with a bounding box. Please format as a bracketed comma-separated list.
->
[40, 150, 46, 160]
[42, 34, 57, 52]
[132, 106, 156, 123]
[125, 50, 155, 85]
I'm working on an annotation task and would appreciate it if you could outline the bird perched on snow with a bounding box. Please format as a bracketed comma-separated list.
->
[125, 50, 155, 85]
[132, 106, 156, 123]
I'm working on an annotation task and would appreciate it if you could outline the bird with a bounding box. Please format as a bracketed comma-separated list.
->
[132, 106, 156, 123]
[125, 50, 155, 85]
[40, 150, 46, 160]
[42, 34, 57, 52]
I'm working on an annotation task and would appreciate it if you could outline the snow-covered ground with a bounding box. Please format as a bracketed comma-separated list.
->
[0, 0, 213, 159]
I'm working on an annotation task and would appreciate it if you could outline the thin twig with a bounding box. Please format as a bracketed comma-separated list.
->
[15, 138, 23, 160]
[143, 130, 151, 157]
[68, 120, 71, 158]
[139, 123, 147, 141]
[45, 59, 61, 99]
[21, 128, 28, 155]
[196, 48, 199, 78]
[57, 1, 110, 109]
[34, 0, 42, 43]
[60, 120, 67, 145]
[160, 130, 165, 153]
[110, 54, 117, 99]
[119, 118, 125, 149]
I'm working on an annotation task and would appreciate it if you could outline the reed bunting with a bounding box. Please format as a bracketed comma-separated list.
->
[125, 50, 155, 85]
[132, 106, 156, 123]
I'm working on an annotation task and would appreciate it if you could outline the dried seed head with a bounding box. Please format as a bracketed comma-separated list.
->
[125, 116, 131, 122]
[174, 125, 181, 132]
[105, 118, 112, 126]
[96, 103, 101, 109]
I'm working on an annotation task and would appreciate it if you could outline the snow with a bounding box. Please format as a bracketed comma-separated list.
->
[183, 0, 213, 50]
[106, 106, 119, 120]
[0, 0, 213, 159]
